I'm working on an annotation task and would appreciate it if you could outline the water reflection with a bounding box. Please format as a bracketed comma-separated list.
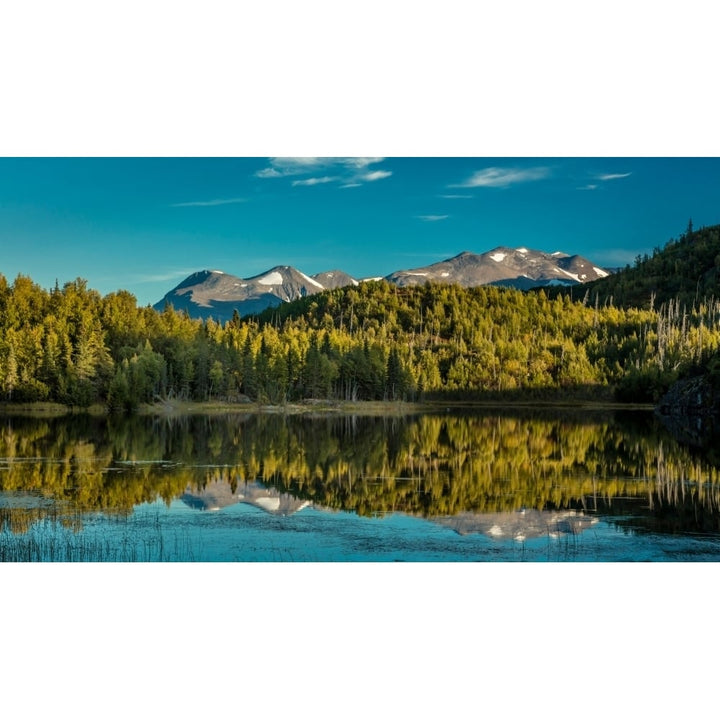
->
[181, 479, 311, 516]
[433, 509, 598, 540]
[1, 409, 719, 540]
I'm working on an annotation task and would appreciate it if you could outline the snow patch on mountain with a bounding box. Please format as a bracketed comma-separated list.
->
[299, 271, 324, 289]
[258, 271, 284, 285]
[558, 268, 581, 282]
[490, 252, 507, 262]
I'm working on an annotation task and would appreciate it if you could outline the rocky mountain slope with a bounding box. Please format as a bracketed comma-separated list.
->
[154, 266, 358, 321]
[153, 247, 611, 322]
[311, 269, 360, 290]
[386, 247, 609, 289]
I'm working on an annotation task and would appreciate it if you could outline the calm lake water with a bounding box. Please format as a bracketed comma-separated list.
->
[1, 408, 719, 561]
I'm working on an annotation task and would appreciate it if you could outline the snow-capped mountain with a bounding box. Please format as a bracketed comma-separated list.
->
[385, 247, 610, 289]
[153, 247, 611, 322]
[153, 265, 359, 322]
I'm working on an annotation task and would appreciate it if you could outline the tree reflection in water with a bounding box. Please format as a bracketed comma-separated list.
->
[1, 409, 719, 537]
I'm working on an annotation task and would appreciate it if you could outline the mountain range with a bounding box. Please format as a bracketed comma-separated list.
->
[153, 247, 611, 322]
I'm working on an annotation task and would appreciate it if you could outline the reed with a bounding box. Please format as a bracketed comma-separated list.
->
[0, 518, 197, 562]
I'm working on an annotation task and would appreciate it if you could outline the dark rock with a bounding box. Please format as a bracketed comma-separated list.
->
[656, 374, 720, 448]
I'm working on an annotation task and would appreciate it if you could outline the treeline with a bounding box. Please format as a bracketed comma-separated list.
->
[1, 271, 720, 409]
[547, 222, 720, 310]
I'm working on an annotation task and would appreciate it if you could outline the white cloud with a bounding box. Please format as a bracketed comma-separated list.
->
[257, 157, 385, 178]
[255, 157, 390, 186]
[259, 157, 325, 176]
[292, 176, 339, 187]
[416, 214, 449, 222]
[440, 194, 472, 199]
[451, 166, 551, 188]
[255, 167, 282, 178]
[170, 197, 247, 207]
[596, 172, 632, 181]
[577, 184, 598, 191]
[340, 183, 362, 189]
[361, 170, 392, 182]
[339, 157, 385, 170]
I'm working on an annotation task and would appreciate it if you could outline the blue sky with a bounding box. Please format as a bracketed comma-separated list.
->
[1, 156, 719, 307]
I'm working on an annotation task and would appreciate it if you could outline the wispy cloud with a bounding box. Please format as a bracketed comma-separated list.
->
[440, 194, 472, 199]
[596, 172, 632, 181]
[416, 214, 449, 222]
[256, 158, 326, 177]
[292, 176, 339, 187]
[451, 166, 551, 188]
[360, 170, 392, 182]
[256, 157, 384, 177]
[255, 167, 282, 178]
[255, 157, 391, 187]
[171, 197, 247, 207]
[577, 184, 598, 191]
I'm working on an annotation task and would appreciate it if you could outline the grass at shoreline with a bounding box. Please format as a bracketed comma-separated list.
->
[1, 397, 655, 419]
[0, 402, 107, 417]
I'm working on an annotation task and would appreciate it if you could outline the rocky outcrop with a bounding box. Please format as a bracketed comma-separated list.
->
[655, 374, 720, 448]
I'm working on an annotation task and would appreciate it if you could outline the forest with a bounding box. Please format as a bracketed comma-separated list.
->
[1, 224, 720, 410]
[547, 222, 720, 310]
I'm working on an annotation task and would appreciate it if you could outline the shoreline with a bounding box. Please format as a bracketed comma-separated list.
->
[0, 398, 656, 418]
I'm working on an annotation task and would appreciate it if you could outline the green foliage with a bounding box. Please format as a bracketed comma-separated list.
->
[548, 223, 720, 310]
[3, 231, 720, 412]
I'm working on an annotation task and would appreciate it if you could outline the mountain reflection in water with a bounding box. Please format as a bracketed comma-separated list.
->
[1, 409, 719, 556]
[433, 509, 598, 540]
[181, 479, 312, 516]
[180, 477, 598, 542]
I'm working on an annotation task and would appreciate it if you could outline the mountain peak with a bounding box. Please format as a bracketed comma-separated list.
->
[385, 247, 611, 290]
[154, 246, 612, 322]
[154, 264, 358, 322]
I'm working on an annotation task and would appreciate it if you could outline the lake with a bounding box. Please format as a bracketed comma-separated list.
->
[1, 407, 719, 561]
